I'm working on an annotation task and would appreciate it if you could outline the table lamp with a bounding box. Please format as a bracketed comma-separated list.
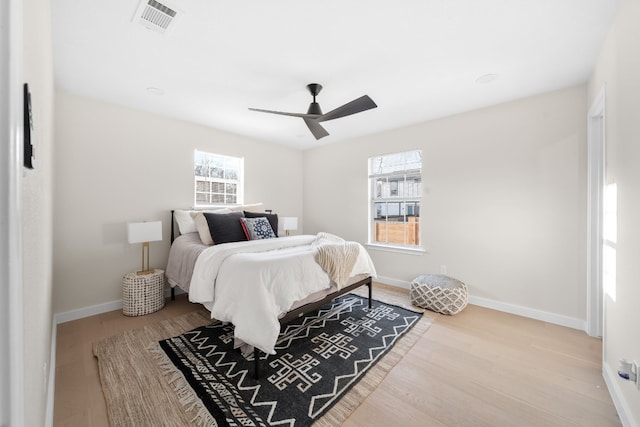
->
[282, 217, 298, 236]
[127, 221, 162, 275]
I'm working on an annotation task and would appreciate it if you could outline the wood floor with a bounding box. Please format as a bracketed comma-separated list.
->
[53, 283, 621, 426]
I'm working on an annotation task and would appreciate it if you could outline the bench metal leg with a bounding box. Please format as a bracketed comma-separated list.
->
[254, 347, 261, 379]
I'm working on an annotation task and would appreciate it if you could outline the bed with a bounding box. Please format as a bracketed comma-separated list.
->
[165, 208, 377, 377]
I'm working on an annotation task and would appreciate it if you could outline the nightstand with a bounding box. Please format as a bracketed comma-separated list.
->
[122, 269, 166, 316]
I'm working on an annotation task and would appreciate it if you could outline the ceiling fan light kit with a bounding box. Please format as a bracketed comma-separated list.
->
[249, 83, 377, 140]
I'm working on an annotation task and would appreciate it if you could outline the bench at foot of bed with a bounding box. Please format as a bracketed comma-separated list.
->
[253, 275, 372, 379]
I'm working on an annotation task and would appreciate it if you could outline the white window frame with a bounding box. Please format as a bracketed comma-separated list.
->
[368, 150, 423, 253]
[194, 150, 244, 207]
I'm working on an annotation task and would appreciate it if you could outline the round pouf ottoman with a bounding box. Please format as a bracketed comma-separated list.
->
[410, 274, 468, 315]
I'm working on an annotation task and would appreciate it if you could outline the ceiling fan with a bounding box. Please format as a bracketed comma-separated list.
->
[249, 83, 377, 140]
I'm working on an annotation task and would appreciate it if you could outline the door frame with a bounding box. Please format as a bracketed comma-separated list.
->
[586, 86, 606, 338]
[0, 0, 24, 425]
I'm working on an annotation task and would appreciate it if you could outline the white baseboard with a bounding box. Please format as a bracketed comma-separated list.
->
[55, 299, 122, 324]
[603, 362, 638, 427]
[374, 276, 585, 331]
[45, 319, 56, 427]
[467, 295, 586, 331]
[375, 276, 411, 289]
[54, 287, 186, 324]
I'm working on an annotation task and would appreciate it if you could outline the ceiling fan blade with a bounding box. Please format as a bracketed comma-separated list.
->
[249, 107, 319, 119]
[317, 95, 377, 123]
[303, 118, 329, 140]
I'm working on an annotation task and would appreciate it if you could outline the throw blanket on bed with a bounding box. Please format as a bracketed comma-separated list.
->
[312, 232, 360, 289]
[188, 233, 377, 354]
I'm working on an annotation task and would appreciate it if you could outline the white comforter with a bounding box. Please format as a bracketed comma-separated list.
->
[189, 234, 377, 354]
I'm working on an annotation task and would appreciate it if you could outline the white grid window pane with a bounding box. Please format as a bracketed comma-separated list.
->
[194, 151, 244, 207]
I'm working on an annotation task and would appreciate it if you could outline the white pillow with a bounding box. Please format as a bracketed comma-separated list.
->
[191, 212, 213, 245]
[174, 209, 197, 234]
[229, 202, 265, 213]
[174, 207, 232, 235]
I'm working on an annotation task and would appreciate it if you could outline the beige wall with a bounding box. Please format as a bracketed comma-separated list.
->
[23, 0, 55, 424]
[588, 0, 640, 422]
[304, 86, 588, 320]
[53, 91, 304, 313]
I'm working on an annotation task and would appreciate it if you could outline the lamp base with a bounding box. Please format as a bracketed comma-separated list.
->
[136, 269, 155, 276]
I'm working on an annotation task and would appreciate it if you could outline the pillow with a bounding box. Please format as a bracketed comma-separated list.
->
[174, 210, 197, 234]
[244, 211, 278, 237]
[203, 211, 247, 245]
[174, 207, 230, 235]
[229, 202, 264, 213]
[191, 211, 214, 245]
[240, 217, 277, 241]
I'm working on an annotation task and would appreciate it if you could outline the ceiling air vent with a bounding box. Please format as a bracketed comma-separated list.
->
[133, 0, 181, 35]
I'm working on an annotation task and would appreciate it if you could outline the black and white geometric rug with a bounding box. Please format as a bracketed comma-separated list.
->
[157, 294, 422, 426]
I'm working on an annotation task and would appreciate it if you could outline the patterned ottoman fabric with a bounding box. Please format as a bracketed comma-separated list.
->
[410, 274, 468, 315]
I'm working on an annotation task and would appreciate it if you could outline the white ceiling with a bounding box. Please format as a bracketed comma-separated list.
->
[51, 0, 620, 150]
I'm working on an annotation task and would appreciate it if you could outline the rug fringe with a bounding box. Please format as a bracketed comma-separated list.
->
[149, 343, 219, 427]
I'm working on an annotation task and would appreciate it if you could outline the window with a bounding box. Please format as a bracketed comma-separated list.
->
[194, 150, 244, 207]
[369, 150, 422, 248]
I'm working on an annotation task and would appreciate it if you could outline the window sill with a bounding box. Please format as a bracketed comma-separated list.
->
[365, 243, 426, 256]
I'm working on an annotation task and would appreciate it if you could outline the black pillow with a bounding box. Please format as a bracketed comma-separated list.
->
[203, 211, 247, 245]
[244, 211, 279, 237]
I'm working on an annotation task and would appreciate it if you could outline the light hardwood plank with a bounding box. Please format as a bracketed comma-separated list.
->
[53, 285, 621, 426]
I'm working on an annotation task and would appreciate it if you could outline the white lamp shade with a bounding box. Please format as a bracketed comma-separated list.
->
[282, 217, 298, 231]
[127, 221, 162, 244]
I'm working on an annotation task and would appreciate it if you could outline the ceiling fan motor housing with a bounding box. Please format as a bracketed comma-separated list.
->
[307, 102, 322, 115]
[306, 83, 323, 115]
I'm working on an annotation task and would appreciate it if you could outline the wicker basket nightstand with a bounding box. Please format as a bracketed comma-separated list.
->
[410, 274, 468, 315]
[122, 269, 165, 316]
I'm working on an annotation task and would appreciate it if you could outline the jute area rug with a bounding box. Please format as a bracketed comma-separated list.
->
[93, 292, 431, 426]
